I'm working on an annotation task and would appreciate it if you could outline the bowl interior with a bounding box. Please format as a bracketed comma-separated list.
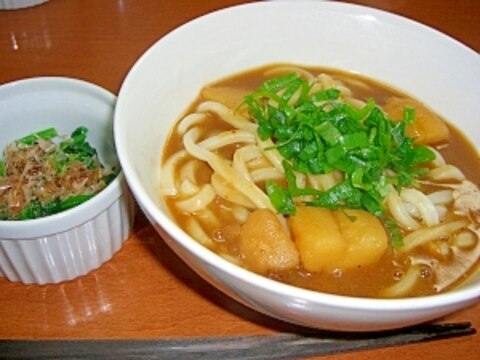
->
[0, 77, 117, 168]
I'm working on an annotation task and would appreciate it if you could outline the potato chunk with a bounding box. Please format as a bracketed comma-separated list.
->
[290, 207, 388, 271]
[201, 86, 250, 109]
[239, 209, 299, 274]
[383, 97, 449, 145]
[336, 209, 389, 268]
[289, 207, 346, 271]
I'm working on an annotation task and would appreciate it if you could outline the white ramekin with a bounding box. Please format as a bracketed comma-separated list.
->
[0, 0, 48, 10]
[0, 77, 135, 285]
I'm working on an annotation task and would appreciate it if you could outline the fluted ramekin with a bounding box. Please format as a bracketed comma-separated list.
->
[0, 77, 135, 284]
[0, 0, 48, 10]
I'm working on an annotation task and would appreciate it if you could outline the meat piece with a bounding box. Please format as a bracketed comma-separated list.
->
[452, 180, 480, 223]
[238, 209, 299, 274]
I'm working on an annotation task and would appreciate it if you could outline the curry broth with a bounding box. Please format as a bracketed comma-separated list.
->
[162, 64, 480, 298]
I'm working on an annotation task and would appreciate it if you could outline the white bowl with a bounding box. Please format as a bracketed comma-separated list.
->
[0, 77, 135, 285]
[0, 0, 48, 10]
[114, 1, 480, 331]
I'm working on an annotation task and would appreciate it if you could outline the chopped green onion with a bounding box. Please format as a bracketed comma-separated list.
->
[243, 73, 435, 246]
[403, 106, 416, 124]
[317, 121, 341, 146]
[265, 180, 296, 215]
[385, 218, 404, 248]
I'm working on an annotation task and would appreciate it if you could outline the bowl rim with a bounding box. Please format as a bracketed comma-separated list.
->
[114, 0, 480, 311]
[0, 76, 123, 237]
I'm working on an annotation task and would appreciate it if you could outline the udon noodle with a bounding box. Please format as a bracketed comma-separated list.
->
[161, 64, 480, 298]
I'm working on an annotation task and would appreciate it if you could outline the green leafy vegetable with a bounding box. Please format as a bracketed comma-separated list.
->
[59, 194, 95, 211]
[17, 127, 58, 145]
[17, 194, 96, 220]
[58, 126, 99, 170]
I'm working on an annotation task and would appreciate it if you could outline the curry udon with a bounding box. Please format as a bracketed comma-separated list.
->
[160, 64, 480, 298]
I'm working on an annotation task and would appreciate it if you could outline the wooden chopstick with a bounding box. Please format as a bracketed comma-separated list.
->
[0, 322, 475, 360]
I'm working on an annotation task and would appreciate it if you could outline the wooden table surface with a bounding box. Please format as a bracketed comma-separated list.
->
[0, 1, 479, 359]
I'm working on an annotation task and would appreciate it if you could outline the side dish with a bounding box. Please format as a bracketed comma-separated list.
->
[0, 126, 117, 220]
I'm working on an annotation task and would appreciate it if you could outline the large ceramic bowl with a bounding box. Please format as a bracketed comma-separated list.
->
[114, 1, 480, 331]
[0, 77, 135, 285]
